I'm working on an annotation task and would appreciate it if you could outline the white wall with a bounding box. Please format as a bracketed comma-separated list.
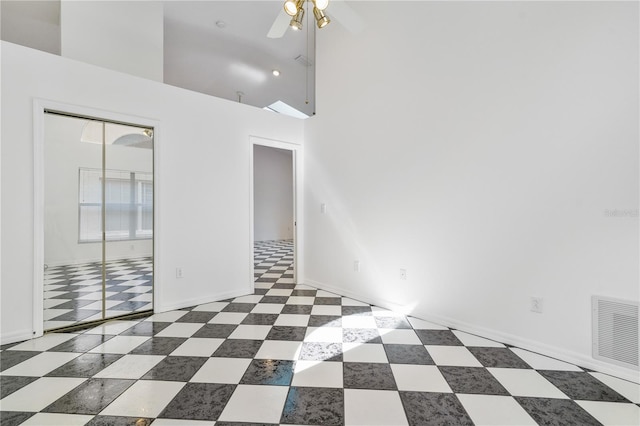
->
[304, 2, 639, 381]
[1, 41, 304, 343]
[253, 145, 293, 241]
[61, 1, 163, 82]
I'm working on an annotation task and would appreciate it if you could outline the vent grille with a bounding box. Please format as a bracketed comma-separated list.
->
[592, 296, 639, 369]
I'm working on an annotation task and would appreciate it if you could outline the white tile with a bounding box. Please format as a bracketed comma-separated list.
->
[266, 289, 292, 297]
[0, 377, 86, 412]
[43, 291, 67, 299]
[293, 284, 315, 290]
[270, 266, 288, 271]
[488, 368, 568, 398]
[391, 364, 452, 392]
[254, 282, 273, 289]
[343, 343, 388, 363]
[452, 330, 506, 347]
[2, 352, 80, 376]
[457, 394, 537, 425]
[152, 420, 215, 426]
[100, 380, 184, 418]
[316, 290, 340, 298]
[344, 389, 408, 426]
[8, 333, 77, 351]
[88, 336, 149, 354]
[251, 303, 284, 314]
[208, 312, 248, 324]
[510, 348, 583, 371]
[379, 329, 422, 345]
[342, 316, 377, 329]
[233, 294, 264, 303]
[218, 385, 289, 423]
[311, 305, 342, 316]
[84, 320, 141, 335]
[81, 300, 123, 311]
[155, 323, 203, 338]
[292, 360, 343, 387]
[170, 338, 224, 357]
[590, 372, 640, 404]
[93, 354, 164, 379]
[425, 346, 483, 367]
[255, 341, 303, 361]
[371, 306, 404, 317]
[341, 298, 369, 307]
[123, 286, 151, 294]
[407, 317, 448, 330]
[43, 309, 73, 320]
[576, 400, 640, 426]
[304, 327, 343, 343]
[111, 274, 142, 280]
[276, 278, 295, 284]
[190, 357, 252, 384]
[228, 324, 272, 340]
[129, 293, 153, 302]
[43, 299, 67, 309]
[261, 273, 283, 278]
[144, 311, 188, 322]
[21, 413, 94, 426]
[193, 302, 229, 312]
[274, 314, 309, 327]
[287, 296, 315, 305]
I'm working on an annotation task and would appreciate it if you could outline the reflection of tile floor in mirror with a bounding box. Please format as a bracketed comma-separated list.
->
[43, 257, 153, 331]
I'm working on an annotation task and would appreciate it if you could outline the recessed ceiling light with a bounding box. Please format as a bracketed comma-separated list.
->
[216, 20, 227, 29]
[272, 69, 281, 77]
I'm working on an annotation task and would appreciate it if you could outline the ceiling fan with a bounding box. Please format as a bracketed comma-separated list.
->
[267, 0, 364, 38]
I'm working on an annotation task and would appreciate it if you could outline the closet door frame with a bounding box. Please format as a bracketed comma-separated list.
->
[33, 99, 160, 338]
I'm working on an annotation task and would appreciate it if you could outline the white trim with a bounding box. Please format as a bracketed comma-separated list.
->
[304, 277, 640, 384]
[249, 136, 303, 287]
[33, 99, 160, 338]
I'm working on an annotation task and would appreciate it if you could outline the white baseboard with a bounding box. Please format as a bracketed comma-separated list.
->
[303, 279, 640, 384]
[1, 329, 34, 345]
[155, 287, 252, 313]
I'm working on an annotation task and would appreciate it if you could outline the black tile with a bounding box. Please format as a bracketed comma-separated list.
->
[120, 321, 171, 336]
[213, 339, 263, 358]
[192, 323, 238, 339]
[299, 342, 343, 362]
[0, 341, 23, 351]
[0, 375, 38, 399]
[142, 356, 207, 381]
[43, 378, 134, 414]
[538, 370, 629, 402]
[130, 337, 187, 355]
[256, 277, 279, 283]
[0, 411, 35, 426]
[439, 366, 509, 395]
[48, 299, 97, 310]
[266, 326, 307, 341]
[343, 362, 397, 390]
[281, 304, 313, 315]
[222, 303, 257, 313]
[176, 311, 217, 323]
[46, 353, 123, 377]
[159, 383, 236, 421]
[254, 288, 269, 295]
[374, 316, 412, 329]
[280, 387, 344, 425]
[0, 351, 39, 372]
[308, 315, 342, 327]
[315, 297, 341, 305]
[86, 415, 153, 426]
[343, 328, 382, 344]
[342, 306, 372, 316]
[468, 347, 532, 369]
[106, 293, 139, 301]
[415, 330, 462, 346]
[242, 313, 279, 325]
[50, 309, 102, 321]
[261, 296, 290, 304]
[109, 301, 150, 311]
[49, 334, 114, 352]
[240, 359, 295, 386]
[384, 344, 434, 365]
[515, 397, 602, 426]
[400, 391, 474, 426]
[272, 283, 296, 289]
[291, 290, 317, 297]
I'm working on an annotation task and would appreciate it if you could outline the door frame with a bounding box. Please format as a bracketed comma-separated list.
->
[249, 135, 303, 291]
[33, 99, 160, 338]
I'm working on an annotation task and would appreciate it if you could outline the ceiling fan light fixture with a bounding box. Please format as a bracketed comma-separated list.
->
[312, 0, 329, 11]
[290, 7, 304, 30]
[313, 7, 330, 29]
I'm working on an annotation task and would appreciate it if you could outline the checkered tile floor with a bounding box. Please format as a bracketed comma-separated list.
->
[2, 241, 639, 425]
[43, 258, 153, 331]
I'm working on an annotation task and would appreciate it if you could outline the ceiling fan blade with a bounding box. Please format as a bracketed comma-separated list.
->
[268, 8, 291, 38]
[328, 0, 365, 34]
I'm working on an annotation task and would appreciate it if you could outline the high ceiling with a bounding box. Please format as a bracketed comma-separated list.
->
[1, 0, 318, 116]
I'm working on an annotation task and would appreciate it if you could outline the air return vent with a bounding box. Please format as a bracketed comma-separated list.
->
[592, 296, 639, 369]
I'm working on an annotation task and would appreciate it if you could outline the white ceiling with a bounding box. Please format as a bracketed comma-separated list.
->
[1, 0, 318, 116]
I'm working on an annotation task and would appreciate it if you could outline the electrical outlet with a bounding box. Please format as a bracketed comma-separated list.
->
[399, 269, 407, 280]
[354, 260, 360, 272]
[176, 267, 184, 279]
[530, 297, 543, 313]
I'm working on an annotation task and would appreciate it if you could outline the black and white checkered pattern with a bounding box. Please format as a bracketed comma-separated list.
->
[2, 241, 638, 425]
[43, 257, 153, 330]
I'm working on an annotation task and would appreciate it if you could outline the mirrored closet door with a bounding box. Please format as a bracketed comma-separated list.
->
[43, 112, 154, 331]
